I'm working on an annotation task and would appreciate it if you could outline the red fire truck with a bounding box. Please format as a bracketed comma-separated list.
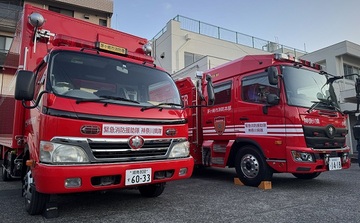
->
[0, 4, 194, 215]
[176, 53, 352, 187]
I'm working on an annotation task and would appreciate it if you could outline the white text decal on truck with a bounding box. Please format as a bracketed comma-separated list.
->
[103, 124, 163, 136]
[244, 122, 267, 134]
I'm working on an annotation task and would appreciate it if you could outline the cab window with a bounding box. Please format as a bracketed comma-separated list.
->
[213, 81, 232, 105]
[242, 72, 279, 104]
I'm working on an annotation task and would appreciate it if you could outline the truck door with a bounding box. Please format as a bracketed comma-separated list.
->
[203, 80, 234, 139]
[234, 71, 286, 159]
[202, 80, 234, 168]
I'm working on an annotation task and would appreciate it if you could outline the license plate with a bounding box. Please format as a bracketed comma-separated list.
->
[328, 157, 342, 170]
[125, 168, 152, 186]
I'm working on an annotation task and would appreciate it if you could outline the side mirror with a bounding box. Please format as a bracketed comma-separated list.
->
[206, 74, 215, 106]
[267, 66, 278, 85]
[15, 70, 36, 101]
[266, 93, 280, 105]
[353, 117, 360, 140]
[356, 78, 360, 95]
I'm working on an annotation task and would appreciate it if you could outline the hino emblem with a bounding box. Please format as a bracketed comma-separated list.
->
[325, 125, 336, 139]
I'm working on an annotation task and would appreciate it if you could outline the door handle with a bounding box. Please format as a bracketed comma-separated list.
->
[239, 117, 249, 121]
[206, 120, 213, 124]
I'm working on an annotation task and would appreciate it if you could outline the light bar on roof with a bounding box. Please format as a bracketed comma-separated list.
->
[274, 53, 322, 70]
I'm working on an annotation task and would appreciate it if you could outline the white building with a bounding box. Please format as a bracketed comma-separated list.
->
[152, 16, 306, 80]
[0, 0, 113, 94]
[152, 16, 359, 154]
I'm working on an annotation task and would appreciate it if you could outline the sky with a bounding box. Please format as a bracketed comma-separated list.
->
[111, 0, 360, 53]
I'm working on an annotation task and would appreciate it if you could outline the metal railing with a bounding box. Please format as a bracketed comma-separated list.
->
[0, 3, 22, 32]
[153, 15, 307, 56]
[0, 2, 22, 68]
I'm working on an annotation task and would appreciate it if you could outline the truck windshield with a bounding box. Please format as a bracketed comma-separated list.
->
[282, 66, 339, 110]
[47, 51, 182, 107]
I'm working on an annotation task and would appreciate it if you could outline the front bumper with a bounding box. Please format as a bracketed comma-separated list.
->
[32, 157, 194, 194]
[267, 146, 351, 173]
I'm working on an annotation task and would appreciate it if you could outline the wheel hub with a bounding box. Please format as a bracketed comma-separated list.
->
[241, 154, 259, 178]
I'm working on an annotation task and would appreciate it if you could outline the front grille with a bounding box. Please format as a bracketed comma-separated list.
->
[303, 125, 347, 149]
[89, 139, 171, 159]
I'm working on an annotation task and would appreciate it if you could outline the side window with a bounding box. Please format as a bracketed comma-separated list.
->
[99, 19, 107, 27]
[242, 72, 279, 104]
[48, 6, 74, 17]
[214, 82, 232, 105]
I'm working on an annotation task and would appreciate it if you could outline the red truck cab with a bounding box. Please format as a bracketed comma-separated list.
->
[177, 53, 351, 187]
[1, 4, 193, 215]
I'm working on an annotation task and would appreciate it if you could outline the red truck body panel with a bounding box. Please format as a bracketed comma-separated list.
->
[177, 54, 350, 181]
[1, 4, 193, 195]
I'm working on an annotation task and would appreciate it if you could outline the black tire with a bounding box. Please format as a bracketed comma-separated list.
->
[138, 183, 166, 198]
[203, 148, 211, 166]
[2, 164, 11, 181]
[2, 153, 11, 181]
[235, 145, 273, 187]
[23, 168, 49, 215]
[292, 172, 321, 180]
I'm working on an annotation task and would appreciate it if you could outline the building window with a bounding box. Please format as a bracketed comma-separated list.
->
[49, 6, 74, 17]
[99, 19, 107, 27]
[184, 52, 203, 67]
[344, 64, 360, 80]
[0, 36, 13, 53]
[213, 81, 232, 105]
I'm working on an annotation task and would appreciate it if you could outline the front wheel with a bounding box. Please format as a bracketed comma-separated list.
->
[235, 145, 273, 187]
[23, 168, 49, 215]
[292, 172, 321, 179]
[138, 183, 166, 197]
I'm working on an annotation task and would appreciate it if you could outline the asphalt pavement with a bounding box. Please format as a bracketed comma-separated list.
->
[1, 162, 360, 223]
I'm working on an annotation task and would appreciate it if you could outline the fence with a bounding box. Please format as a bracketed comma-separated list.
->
[153, 15, 307, 57]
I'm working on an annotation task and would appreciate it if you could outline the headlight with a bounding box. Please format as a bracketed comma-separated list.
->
[291, 151, 314, 162]
[169, 141, 190, 158]
[40, 141, 89, 164]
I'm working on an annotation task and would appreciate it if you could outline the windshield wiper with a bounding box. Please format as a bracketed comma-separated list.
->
[76, 95, 140, 104]
[307, 98, 342, 114]
[307, 101, 322, 113]
[141, 103, 182, 111]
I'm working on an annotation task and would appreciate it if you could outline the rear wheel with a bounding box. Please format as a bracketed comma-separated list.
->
[292, 172, 321, 179]
[235, 145, 273, 187]
[23, 167, 49, 215]
[138, 183, 166, 197]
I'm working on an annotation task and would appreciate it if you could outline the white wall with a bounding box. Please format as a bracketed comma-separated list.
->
[154, 20, 271, 75]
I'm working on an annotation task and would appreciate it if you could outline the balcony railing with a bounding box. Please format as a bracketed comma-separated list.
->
[153, 15, 307, 57]
[0, 3, 22, 32]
